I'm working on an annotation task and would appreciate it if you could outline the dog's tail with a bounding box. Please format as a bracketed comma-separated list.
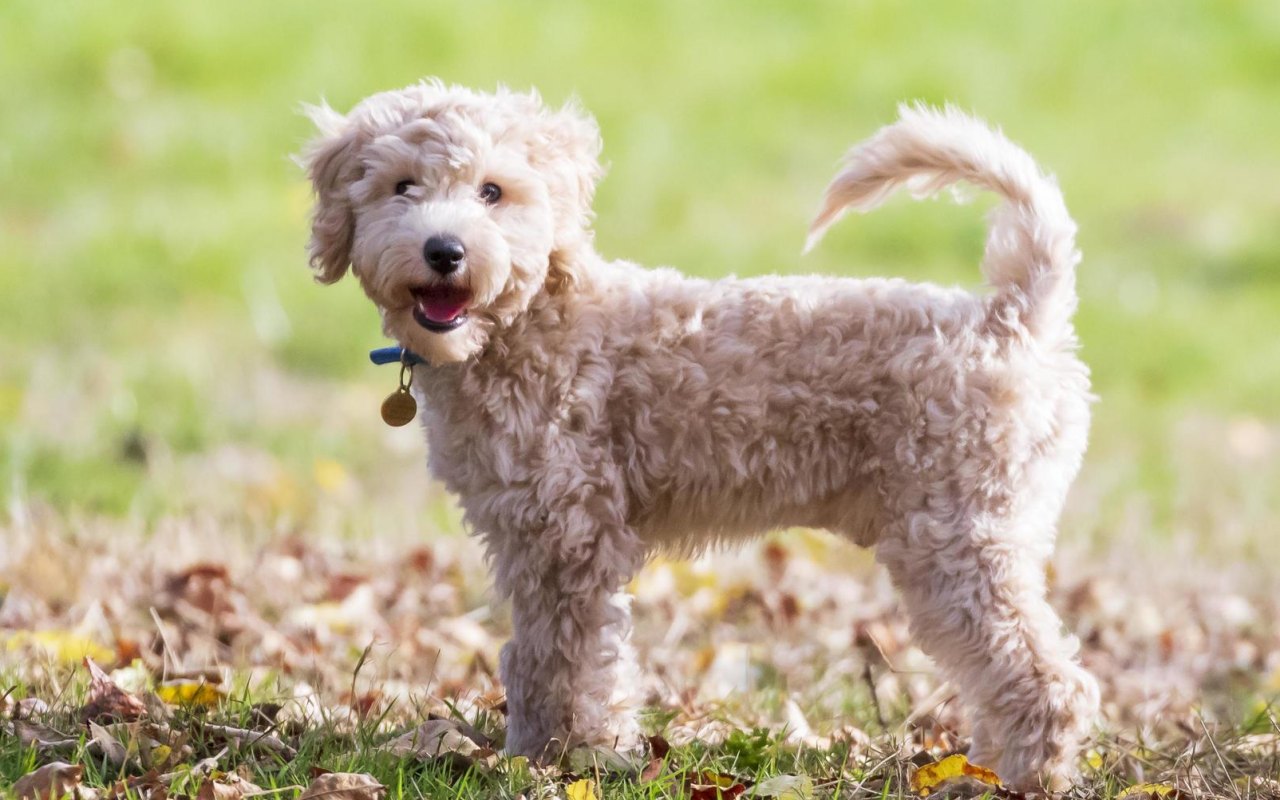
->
[805, 103, 1080, 344]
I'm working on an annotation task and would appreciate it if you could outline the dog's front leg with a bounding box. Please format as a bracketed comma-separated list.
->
[489, 474, 645, 761]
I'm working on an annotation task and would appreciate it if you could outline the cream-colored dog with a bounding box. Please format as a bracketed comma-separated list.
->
[301, 79, 1098, 790]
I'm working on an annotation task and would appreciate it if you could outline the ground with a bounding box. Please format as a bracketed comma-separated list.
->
[1, 0, 1279, 797]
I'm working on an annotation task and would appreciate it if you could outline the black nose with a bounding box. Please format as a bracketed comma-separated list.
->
[423, 235, 466, 274]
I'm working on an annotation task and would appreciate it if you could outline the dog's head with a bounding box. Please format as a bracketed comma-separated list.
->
[300, 80, 603, 364]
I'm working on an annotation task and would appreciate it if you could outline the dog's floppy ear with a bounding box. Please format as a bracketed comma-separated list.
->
[535, 99, 605, 290]
[300, 103, 363, 284]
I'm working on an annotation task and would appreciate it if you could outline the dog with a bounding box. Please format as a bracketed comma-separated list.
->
[300, 80, 1099, 791]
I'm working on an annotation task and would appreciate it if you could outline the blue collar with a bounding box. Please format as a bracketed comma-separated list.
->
[369, 346, 425, 366]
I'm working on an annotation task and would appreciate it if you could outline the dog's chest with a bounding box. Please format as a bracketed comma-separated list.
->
[413, 357, 577, 495]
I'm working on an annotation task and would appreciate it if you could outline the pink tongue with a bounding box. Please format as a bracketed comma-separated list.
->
[418, 291, 470, 323]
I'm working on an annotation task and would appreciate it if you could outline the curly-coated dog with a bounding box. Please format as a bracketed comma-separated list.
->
[301, 79, 1099, 790]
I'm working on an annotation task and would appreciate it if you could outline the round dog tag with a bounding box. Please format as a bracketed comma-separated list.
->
[380, 361, 418, 427]
[381, 389, 417, 427]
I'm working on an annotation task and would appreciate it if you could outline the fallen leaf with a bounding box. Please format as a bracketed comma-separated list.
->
[565, 778, 598, 800]
[1084, 749, 1104, 770]
[567, 744, 641, 776]
[640, 756, 664, 783]
[640, 734, 671, 782]
[5, 631, 115, 665]
[146, 744, 174, 770]
[13, 719, 80, 754]
[298, 772, 386, 800]
[81, 657, 147, 723]
[688, 771, 747, 800]
[381, 718, 482, 760]
[202, 723, 297, 759]
[155, 682, 225, 709]
[101, 769, 163, 800]
[14, 761, 89, 800]
[158, 747, 226, 786]
[196, 773, 264, 800]
[14, 697, 52, 719]
[647, 735, 670, 759]
[89, 721, 129, 767]
[755, 774, 815, 799]
[1118, 784, 1181, 800]
[910, 754, 1002, 797]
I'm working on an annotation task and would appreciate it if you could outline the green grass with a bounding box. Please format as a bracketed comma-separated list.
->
[0, 702, 866, 800]
[4, 674, 1280, 799]
[1, 0, 1278, 519]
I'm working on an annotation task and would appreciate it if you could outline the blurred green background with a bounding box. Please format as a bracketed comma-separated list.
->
[1, 0, 1277, 544]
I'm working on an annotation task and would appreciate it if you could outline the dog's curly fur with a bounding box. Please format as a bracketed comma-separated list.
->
[301, 79, 1100, 790]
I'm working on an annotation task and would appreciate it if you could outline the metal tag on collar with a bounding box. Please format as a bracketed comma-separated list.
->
[380, 359, 418, 427]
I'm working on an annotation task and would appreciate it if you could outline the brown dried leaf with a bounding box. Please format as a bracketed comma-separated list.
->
[202, 723, 297, 759]
[166, 563, 234, 617]
[567, 744, 641, 776]
[196, 773, 263, 800]
[381, 719, 483, 760]
[101, 770, 163, 800]
[13, 719, 80, 753]
[639, 759, 664, 782]
[298, 773, 386, 800]
[14, 697, 51, 719]
[89, 721, 129, 767]
[14, 761, 90, 800]
[81, 657, 147, 723]
[637, 735, 672, 782]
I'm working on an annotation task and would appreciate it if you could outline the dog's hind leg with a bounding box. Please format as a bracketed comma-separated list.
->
[876, 507, 1099, 792]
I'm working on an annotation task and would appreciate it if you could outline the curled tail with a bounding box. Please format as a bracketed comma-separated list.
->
[806, 103, 1080, 344]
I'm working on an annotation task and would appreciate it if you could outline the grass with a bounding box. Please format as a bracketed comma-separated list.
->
[0, 693, 876, 799]
[1, 0, 1278, 519]
[1, 0, 1279, 796]
[5, 672, 1280, 799]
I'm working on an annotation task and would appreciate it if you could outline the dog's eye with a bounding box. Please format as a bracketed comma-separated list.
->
[394, 179, 415, 196]
[479, 182, 502, 205]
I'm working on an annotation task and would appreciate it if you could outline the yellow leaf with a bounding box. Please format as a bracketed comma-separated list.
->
[1085, 749, 1104, 770]
[566, 778, 598, 800]
[149, 743, 174, 767]
[756, 774, 815, 799]
[313, 458, 349, 492]
[910, 754, 1002, 797]
[156, 681, 225, 708]
[5, 631, 114, 664]
[691, 645, 718, 675]
[1118, 784, 1177, 799]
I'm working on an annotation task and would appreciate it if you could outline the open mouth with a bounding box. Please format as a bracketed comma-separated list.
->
[410, 285, 473, 333]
